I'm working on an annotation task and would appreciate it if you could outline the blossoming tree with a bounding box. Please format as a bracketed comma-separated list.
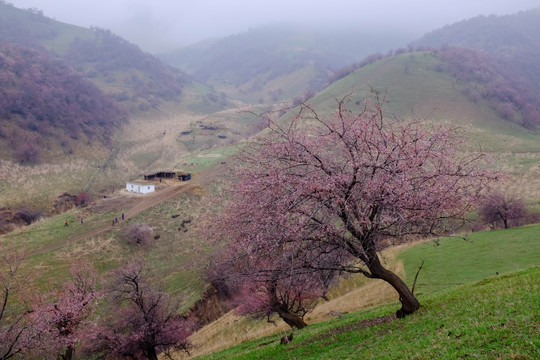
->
[209, 92, 495, 318]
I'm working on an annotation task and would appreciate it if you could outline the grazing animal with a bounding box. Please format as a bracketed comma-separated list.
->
[280, 333, 294, 344]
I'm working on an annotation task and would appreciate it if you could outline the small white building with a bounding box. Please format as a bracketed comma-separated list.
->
[126, 182, 155, 194]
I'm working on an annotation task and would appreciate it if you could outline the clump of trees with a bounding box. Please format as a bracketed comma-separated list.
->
[0, 42, 126, 162]
[437, 47, 540, 128]
[207, 92, 496, 322]
[1, 247, 192, 359]
[74, 191, 92, 207]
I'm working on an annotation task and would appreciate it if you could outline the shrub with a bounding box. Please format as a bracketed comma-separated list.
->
[14, 140, 40, 163]
[479, 192, 527, 229]
[75, 191, 92, 207]
[14, 207, 43, 225]
[123, 223, 154, 247]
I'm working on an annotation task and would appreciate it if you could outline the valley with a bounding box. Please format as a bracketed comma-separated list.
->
[1, 2, 540, 359]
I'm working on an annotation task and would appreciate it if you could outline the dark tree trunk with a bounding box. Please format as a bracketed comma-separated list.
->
[366, 250, 420, 318]
[60, 345, 74, 360]
[146, 347, 158, 360]
[268, 277, 308, 329]
[276, 307, 308, 329]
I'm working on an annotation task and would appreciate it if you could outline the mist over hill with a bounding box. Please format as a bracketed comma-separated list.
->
[159, 24, 410, 103]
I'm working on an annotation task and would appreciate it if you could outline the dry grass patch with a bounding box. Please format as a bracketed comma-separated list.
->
[54, 234, 122, 260]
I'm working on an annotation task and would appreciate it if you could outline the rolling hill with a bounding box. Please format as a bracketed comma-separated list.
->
[159, 24, 411, 104]
[309, 52, 539, 147]
[411, 8, 540, 129]
[0, 3, 235, 166]
[0, 3, 191, 109]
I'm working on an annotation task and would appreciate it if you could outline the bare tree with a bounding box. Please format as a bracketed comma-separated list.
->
[0, 244, 40, 360]
[87, 259, 191, 360]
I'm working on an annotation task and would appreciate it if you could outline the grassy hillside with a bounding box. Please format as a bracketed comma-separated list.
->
[182, 223, 540, 359]
[195, 266, 539, 359]
[305, 52, 540, 204]
[0, 3, 92, 54]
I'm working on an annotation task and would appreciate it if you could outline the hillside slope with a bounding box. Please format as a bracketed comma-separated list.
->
[411, 8, 540, 128]
[160, 24, 410, 104]
[0, 3, 190, 112]
[311, 52, 540, 150]
[0, 3, 235, 164]
[0, 42, 126, 163]
[286, 52, 540, 205]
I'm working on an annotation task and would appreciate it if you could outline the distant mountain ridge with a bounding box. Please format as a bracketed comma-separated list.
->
[160, 24, 411, 104]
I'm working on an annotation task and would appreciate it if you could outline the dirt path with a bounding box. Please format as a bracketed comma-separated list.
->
[29, 172, 209, 257]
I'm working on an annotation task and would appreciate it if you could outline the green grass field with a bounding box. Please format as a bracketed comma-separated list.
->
[399, 224, 540, 296]
[198, 267, 539, 359]
[194, 225, 540, 359]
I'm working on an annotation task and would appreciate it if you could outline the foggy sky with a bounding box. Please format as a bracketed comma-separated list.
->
[7, 0, 540, 53]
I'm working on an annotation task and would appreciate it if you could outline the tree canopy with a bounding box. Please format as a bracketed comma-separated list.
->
[208, 92, 496, 318]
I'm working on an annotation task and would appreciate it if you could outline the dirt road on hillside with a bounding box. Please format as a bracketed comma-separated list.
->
[29, 169, 216, 257]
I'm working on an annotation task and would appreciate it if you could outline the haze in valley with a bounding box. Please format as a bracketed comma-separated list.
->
[7, 0, 540, 52]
